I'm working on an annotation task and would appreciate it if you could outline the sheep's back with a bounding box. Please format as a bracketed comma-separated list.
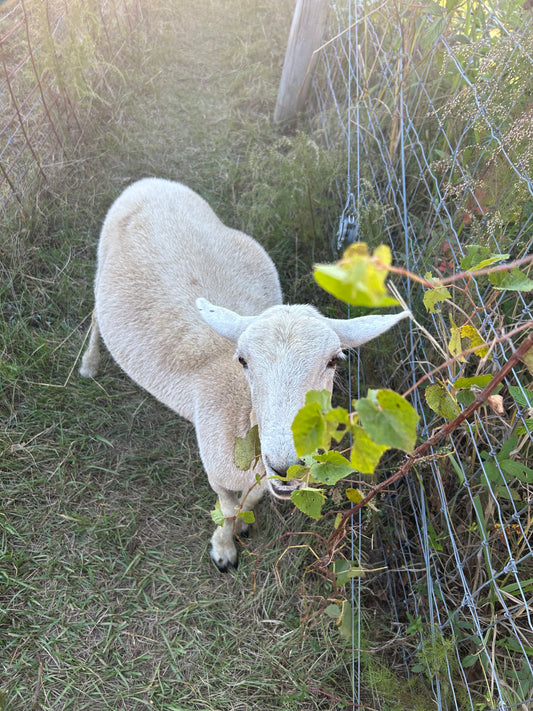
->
[93, 178, 282, 420]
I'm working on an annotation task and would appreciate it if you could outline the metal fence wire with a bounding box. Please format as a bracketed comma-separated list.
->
[307, 1, 533, 709]
[0, 0, 138, 214]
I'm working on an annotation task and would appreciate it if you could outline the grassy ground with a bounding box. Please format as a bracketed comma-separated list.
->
[0, 1, 357, 709]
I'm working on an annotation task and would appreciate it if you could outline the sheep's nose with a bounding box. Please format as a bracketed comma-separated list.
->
[264, 456, 305, 499]
[265, 457, 304, 479]
[269, 463, 289, 478]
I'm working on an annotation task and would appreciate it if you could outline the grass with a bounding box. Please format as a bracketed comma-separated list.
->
[0, 0, 357, 708]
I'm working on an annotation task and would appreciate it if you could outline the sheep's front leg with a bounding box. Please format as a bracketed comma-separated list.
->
[210, 482, 264, 571]
[210, 488, 241, 572]
[237, 481, 264, 536]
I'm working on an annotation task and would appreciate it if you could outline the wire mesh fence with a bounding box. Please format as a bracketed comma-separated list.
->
[0, 0, 139, 215]
[307, 0, 533, 708]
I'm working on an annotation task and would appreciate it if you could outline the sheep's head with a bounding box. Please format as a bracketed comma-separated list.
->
[196, 298, 409, 500]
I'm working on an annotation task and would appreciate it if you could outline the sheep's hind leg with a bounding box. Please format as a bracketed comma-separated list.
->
[79, 312, 101, 378]
[210, 489, 241, 572]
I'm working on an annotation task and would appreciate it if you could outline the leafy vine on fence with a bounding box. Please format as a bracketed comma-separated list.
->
[221, 244, 532, 587]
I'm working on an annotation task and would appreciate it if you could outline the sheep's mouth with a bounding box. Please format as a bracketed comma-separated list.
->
[268, 478, 302, 500]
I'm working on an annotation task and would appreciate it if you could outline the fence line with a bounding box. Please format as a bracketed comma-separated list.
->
[306, 1, 533, 709]
[0, 0, 139, 214]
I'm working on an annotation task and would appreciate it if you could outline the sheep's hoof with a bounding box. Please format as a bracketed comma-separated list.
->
[234, 518, 250, 537]
[210, 533, 239, 572]
[211, 556, 239, 573]
[210, 549, 238, 573]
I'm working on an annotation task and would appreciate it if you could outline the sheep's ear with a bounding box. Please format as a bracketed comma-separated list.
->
[327, 310, 411, 349]
[196, 298, 255, 342]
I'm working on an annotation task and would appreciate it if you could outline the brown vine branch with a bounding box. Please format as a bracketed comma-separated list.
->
[329, 329, 533, 549]
[384, 253, 533, 289]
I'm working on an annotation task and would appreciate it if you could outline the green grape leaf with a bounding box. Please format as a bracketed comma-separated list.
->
[292, 391, 349, 456]
[210, 501, 225, 527]
[448, 318, 465, 361]
[460, 245, 503, 271]
[285, 463, 309, 480]
[454, 375, 493, 389]
[425, 384, 461, 420]
[350, 424, 389, 474]
[304, 389, 332, 410]
[325, 407, 350, 425]
[423, 286, 451, 313]
[237, 510, 255, 524]
[314, 243, 400, 308]
[291, 402, 327, 457]
[234, 425, 261, 470]
[457, 389, 476, 406]
[310, 450, 354, 486]
[467, 254, 510, 271]
[355, 389, 419, 453]
[290, 487, 325, 519]
[489, 268, 533, 292]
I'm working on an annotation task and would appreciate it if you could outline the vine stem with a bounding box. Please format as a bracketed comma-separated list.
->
[329, 329, 533, 549]
[382, 253, 533, 288]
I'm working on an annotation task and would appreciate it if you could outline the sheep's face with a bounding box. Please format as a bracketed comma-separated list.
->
[196, 298, 410, 500]
[235, 306, 342, 498]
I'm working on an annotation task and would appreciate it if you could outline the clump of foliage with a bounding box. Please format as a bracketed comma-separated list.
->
[226, 239, 533, 706]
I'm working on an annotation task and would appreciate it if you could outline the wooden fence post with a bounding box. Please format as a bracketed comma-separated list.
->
[274, 0, 329, 125]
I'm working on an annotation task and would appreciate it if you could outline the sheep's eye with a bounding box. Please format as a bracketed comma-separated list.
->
[327, 356, 339, 368]
[238, 356, 248, 369]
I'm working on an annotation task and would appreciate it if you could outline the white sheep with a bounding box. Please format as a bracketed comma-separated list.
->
[80, 177, 409, 571]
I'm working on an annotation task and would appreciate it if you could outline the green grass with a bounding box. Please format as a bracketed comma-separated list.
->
[0, 0, 358, 708]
